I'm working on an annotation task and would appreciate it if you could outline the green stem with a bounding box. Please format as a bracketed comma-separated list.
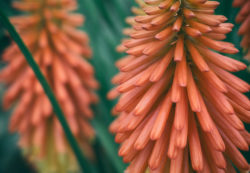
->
[0, 9, 94, 173]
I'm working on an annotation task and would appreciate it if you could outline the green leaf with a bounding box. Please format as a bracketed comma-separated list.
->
[92, 115, 127, 173]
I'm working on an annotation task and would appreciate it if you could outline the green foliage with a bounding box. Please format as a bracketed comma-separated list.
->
[0, 0, 249, 173]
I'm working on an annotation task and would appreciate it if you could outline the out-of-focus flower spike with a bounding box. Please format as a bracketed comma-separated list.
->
[109, 0, 250, 172]
[233, 0, 250, 64]
[0, 0, 98, 172]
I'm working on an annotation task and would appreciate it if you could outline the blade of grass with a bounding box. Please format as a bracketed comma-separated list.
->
[92, 116, 127, 173]
[0, 9, 95, 173]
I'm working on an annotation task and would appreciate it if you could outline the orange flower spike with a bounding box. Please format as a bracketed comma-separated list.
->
[233, 0, 250, 63]
[109, 0, 250, 172]
[1, 0, 98, 172]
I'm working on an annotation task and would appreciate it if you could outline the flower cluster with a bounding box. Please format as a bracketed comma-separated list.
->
[233, 0, 250, 62]
[109, 0, 250, 172]
[0, 0, 98, 172]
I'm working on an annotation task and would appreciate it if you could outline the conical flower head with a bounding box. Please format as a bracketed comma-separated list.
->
[109, 0, 250, 172]
[233, 0, 250, 62]
[0, 0, 98, 172]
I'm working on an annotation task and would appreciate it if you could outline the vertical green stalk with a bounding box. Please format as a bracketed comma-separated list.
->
[0, 9, 94, 173]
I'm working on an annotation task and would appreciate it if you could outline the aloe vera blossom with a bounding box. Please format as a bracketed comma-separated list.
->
[108, 0, 250, 172]
[0, 0, 98, 172]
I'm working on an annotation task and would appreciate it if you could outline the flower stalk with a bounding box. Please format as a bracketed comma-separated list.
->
[109, 0, 250, 172]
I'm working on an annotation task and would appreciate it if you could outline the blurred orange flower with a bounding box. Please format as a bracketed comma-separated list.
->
[233, 0, 250, 62]
[109, 0, 250, 172]
[0, 0, 98, 172]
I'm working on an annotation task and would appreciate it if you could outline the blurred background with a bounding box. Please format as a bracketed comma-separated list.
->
[0, 0, 249, 172]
